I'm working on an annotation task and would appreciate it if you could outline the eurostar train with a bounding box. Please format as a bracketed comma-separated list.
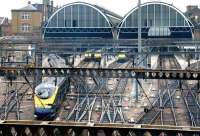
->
[34, 54, 69, 119]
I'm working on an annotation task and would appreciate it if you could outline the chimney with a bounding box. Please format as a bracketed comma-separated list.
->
[50, 1, 54, 13]
[51, 1, 53, 7]
[43, 0, 50, 5]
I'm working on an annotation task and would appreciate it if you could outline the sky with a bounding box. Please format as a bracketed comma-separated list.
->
[0, 0, 199, 19]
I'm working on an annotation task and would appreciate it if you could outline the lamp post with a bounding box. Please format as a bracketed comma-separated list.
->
[138, 0, 142, 54]
[135, 0, 142, 102]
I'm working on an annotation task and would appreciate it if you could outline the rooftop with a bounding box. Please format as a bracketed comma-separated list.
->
[20, 4, 38, 11]
[12, 3, 39, 12]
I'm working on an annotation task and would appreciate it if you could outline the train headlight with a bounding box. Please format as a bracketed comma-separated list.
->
[35, 105, 40, 108]
[45, 105, 52, 108]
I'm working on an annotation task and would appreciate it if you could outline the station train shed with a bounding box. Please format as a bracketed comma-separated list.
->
[43, 2, 122, 39]
[43, 1, 194, 39]
[118, 2, 194, 39]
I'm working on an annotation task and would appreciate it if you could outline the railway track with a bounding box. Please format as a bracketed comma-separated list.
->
[3, 55, 199, 128]
[59, 61, 101, 121]
[99, 61, 132, 123]
[160, 57, 180, 126]
[77, 60, 91, 68]
[0, 78, 33, 120]
[157, 57, 188, 126]
[136, 55, 193, 126]
[62, 60, 132, 123]
[182, 83, 200, 126]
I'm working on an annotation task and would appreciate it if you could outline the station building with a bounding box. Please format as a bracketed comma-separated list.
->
[43, 2, 122, 39]
[118, 2, 194, 39]
[44, 1, 194, 40]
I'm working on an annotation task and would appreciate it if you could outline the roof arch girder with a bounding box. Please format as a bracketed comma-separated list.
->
[119, 2, 194, 28]
[46, 2, 113, 28]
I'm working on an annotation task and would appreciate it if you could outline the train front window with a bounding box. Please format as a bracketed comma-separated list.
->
[36, 88, 54, 99]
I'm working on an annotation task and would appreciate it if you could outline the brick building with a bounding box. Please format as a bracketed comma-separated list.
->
[11, 2, 43, 37]
[0, 17, 11, 37]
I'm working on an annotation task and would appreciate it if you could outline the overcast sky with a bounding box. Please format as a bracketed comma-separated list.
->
[0, 0, 199, 19]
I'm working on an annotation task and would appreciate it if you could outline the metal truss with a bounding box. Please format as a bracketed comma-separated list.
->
[137, 81, 178, 125]
[64, 61, 131, 123]
[66, 76, 97, 121]
[0, 76, 34, 121]
[0, 36, 200, 47]
[1, 37, 200, 135]
[1, 67, 200, 80]
[99, 77, 126, 123]
[135, 56, 200, 128]
[0, 121, 199, 136]
[182, 82, 200, 127]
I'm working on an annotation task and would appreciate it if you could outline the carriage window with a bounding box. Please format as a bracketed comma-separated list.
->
[36, 88, 54, 99]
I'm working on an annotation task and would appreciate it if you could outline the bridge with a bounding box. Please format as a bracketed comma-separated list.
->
[0, 67, 200, 80]
[1, 37, 200, 135]
[0, 121, 199, 136]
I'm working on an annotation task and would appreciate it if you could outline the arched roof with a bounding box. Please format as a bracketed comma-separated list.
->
[119, 1, 194, 28]
[118, 1, 194, 39]
[46, 2, 122, 28]
[43, 2, 122, 39]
